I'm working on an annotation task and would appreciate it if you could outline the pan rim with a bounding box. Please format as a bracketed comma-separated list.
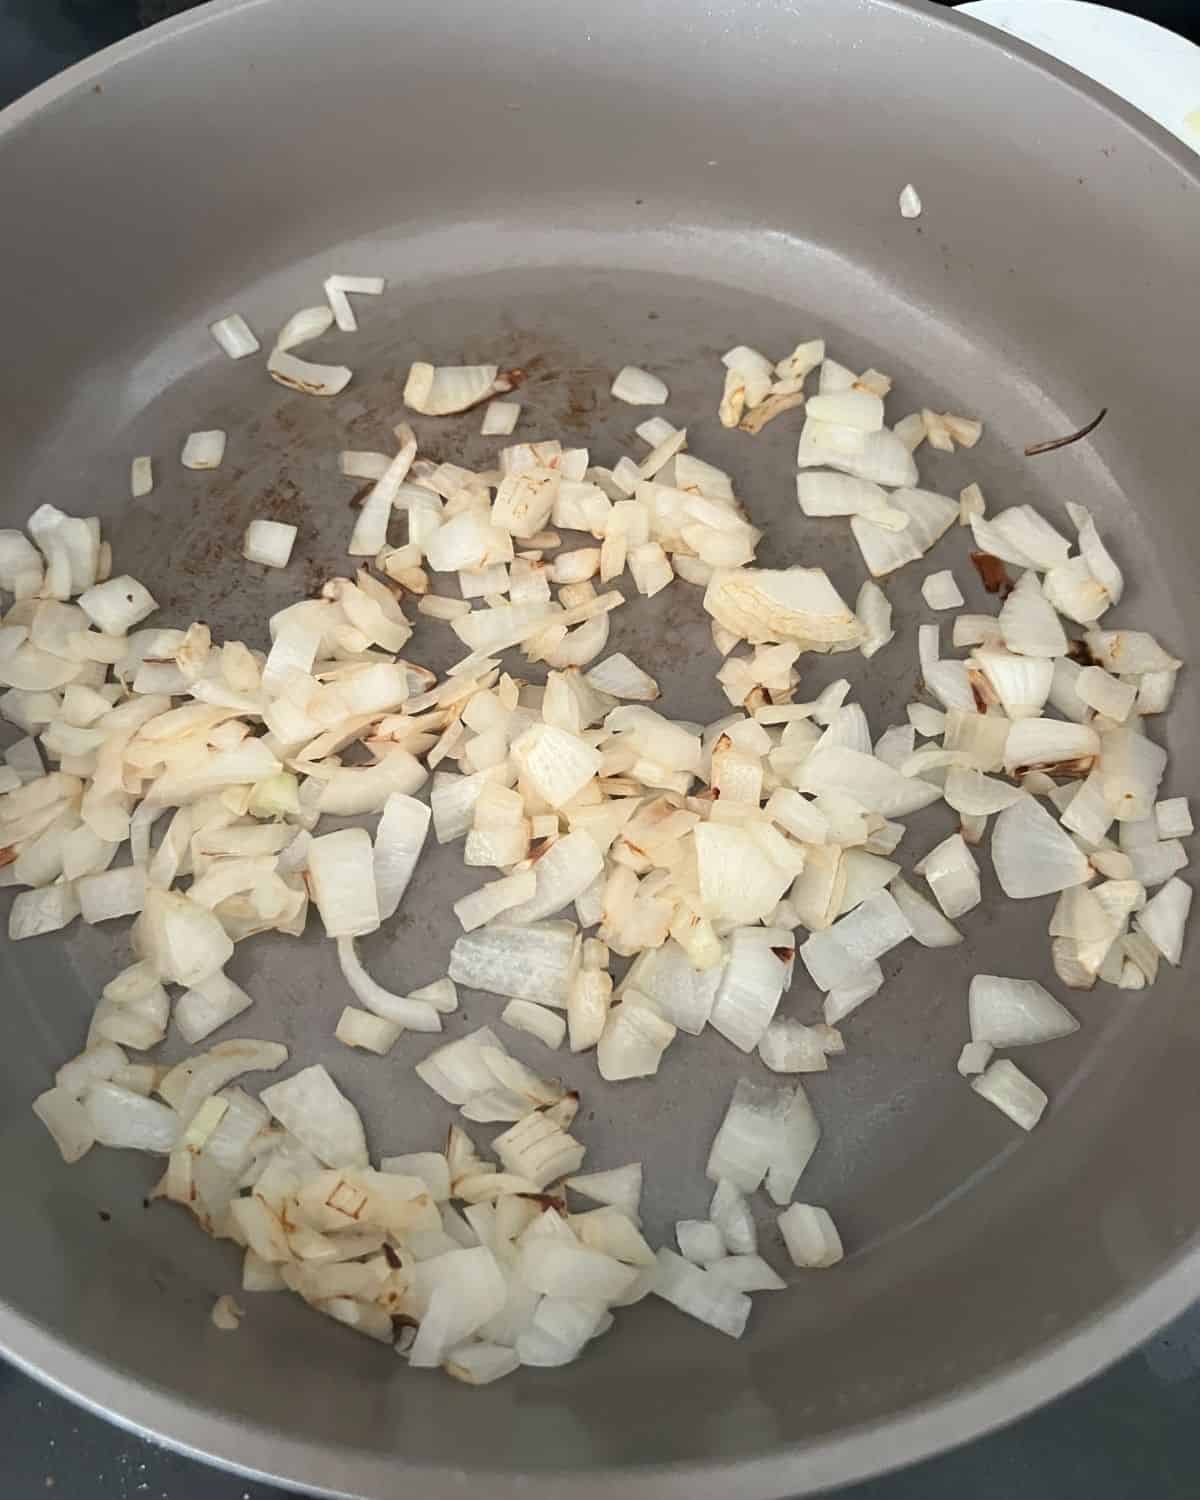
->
[1, 0, 1198, 1494]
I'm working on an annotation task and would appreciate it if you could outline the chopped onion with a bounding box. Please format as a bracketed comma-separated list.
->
[970, 1059, 1047, 1130]
[268, 348, 352, 397]
[501, 999, 566, 1049]
[481, 401, 521, 437]
[921, 570, 963, 611]
[181, 430, 226, 470]
[259, 1065, 368, 1168]
[324, 273, 384, 333]
[957, 1040, 994, 1077]
[209, 313, 260, 359]
[914, 833, 980, 919]
[405, 363, 509, 415]
[335, 1005, 402, 1055]
[969, 975, 1078, 1047]
[1135, 877, 1191, 966]
[242, 519, 297, 569]
[306, 828, 380, 938]
[175, 971, 253, 1044]
[449, 922, 579, 1006]
[78, 576, 157, 635]
[33, 1087, 95, 1162]
[652, 1248, 750, 1338]
[898, 183, 922, 218]
[778, 1204, 843, 1268]
[130, 457, 154, 499]
[373, 793, 431, 920]
[992, 796, 1091, 899]
[611, 366, 668, 405]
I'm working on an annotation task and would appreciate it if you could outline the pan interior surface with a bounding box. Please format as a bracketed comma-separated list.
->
[1, 1, 1198, 1496]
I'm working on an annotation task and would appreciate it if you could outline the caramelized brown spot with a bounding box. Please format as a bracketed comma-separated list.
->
[771, 946, 796, 963]
[1067, 637, 1098, 667]
[970, 551, 1013, 596]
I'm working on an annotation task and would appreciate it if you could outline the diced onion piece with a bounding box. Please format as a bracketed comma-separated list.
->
[481, 401, 521, 436]
[33, 1087, 95, 1162]
[921, 570, 963, 611]
[992, 797, 1090, 899]
[611, 366, 668, 405]
[708, 928, 789, 1052]
[676, 1219, 725, 1265]
[307, 828, 380, 938]
[268, 348, 352, 397]
[455, 870, 537, 932]
[597, 994, 676, 1081]
[708, 1255, 786, 1292]
[914, 833, 981, 919]
[449, 922, 579, 1006]
[501, 999, 566, 1049]
[888, 875, 963, 947]
[78, 576, 158, 635]
[78, 865, 145, 924]
[134, 888, 232, 986]
[130, 457, 154, 498]
[757, 1019, 834, 1073]
[898, 183, 922, 218]
[83, 1082, 180, 1153]
[181, 430, 227, 470]
[968, 974, 1078, 1047]
[586, 653, 659, 701]
[652, 1248, 750, 1338]
[970, 1059, 1047, 1130]
[1155, 798, 1192, 840]
[705, 566, 862, 647]
[957, 1040, 994, 1076]
[209, 313, 260, 359]
[404, 363, 509, 415]
[211, 1294, 244, 1331]
[259, 1064, 368, 1168]
[1135, 877, 1191, 966]
[708, 1178, 756, 1254]
[274, 304, 334, 351]
[324, 273, 384, 332]
[175, 971, 253, 1044]
[242, 519, 297, 569]
[373, 793, 431, 920]
[778, 1204, 843, 1268]
[566, 1163, 643, 1219]
[335, 1005, 402, 1055]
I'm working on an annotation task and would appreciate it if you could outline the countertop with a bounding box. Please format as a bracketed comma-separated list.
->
[2, 2, 1199, 1497]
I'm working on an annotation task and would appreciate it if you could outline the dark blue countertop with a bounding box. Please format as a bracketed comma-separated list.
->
[2, 3, 1198, 1496]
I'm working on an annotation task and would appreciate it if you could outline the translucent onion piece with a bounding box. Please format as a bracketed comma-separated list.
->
[992, 797, 1090, 899]
[970, 1059, 1047, 1130]
[968, 975, 1079, 1047]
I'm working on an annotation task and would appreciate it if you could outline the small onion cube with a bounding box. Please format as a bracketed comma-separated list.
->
[652, 1248, 750, 1338]
[209, 313, 260, 359]
[181, 430, 227, 470]
[676, 1219, 725, 1265]
[957, 1039, 995, 1078]
[242, 518, 297, 569]
[33, 1087, 95, 1162]
[970, 1059, 1048, 1131]
[335, 1005, 402, 1055]
[610, 365, 668, 406]
[921, 569, 963, 611]
[778, 1204, 844, 1268]
[130, 457, 154, 498]
[898, 183, 922, 218]
[481, 401, 521, 437]
[500, 998, 566, 1050]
